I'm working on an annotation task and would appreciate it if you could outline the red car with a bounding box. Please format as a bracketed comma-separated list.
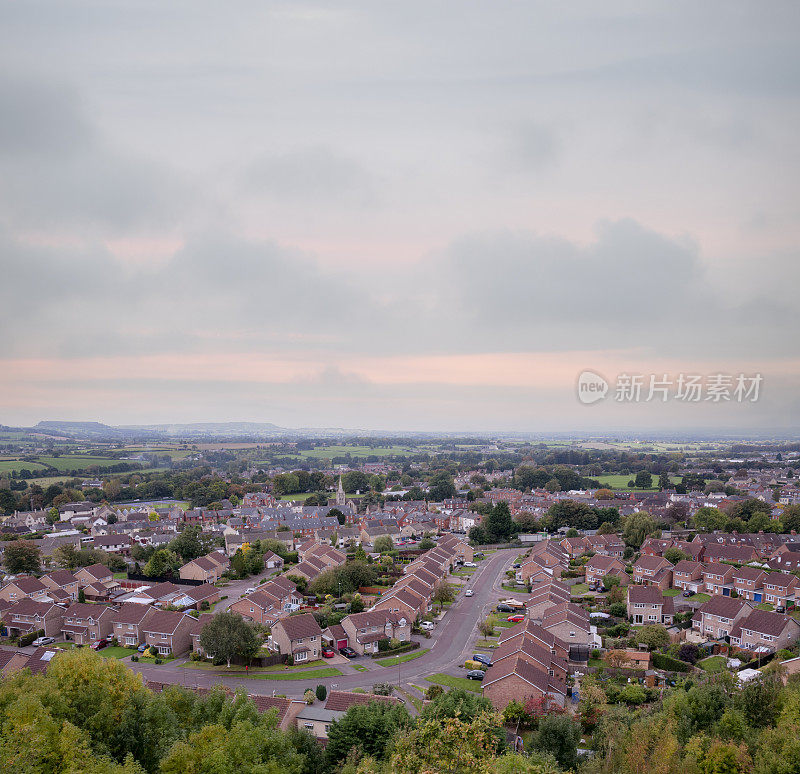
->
[321, 647, 335, 658]
[507, 614, 525, 623]
[90, 638, 110, 650]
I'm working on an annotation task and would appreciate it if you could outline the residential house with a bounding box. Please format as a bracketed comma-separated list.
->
[671, 560, 704, 593]
[627, 585, 674, 625]
[729, 609, 800, 653]
[110, 603, 153, 647]
[262, 551, 284, 571]
[692, 597, 753, 640]
[632, 556, 673, 589]
[481, 656, 567, 711]
[141, 609, 195, 656]
[732, 566, 767, 602]
[0, 575, 50, 604]
[179, 551, 229, 583]
[370, 585, 428, 621]
[41, 570, 80, 601]
[584, 556, 626, 588]
[59, 602, 114, 645]
[540, 603, 592, 646]
[270, 613, 323, 663]
[295, 691, 403, 742]
[3, 599, 64, 638]
[489, 637, 569, 684]
[339, 611, 411, 655]
[702, 563, 735, 596]
[762, 572, 798, 610]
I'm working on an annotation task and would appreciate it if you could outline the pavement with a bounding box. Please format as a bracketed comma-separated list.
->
[130, 547, 521, 699]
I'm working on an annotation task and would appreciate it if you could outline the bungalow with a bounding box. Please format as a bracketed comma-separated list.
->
[632, 556, 673, 589]
[270, 613, 323, 663]
[627, 585, 674, 625]
[339, 611, 410, 655]
[730, 609, 800, 653]
[481, 656, 567, 711]
[140, 609, 195, 656]
[295, 691, 403, 743]
[692, 597, 753, 640]
[59, 602, 114, 645]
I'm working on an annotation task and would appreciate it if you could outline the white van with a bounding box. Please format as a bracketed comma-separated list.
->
[420, 621, 435, 631]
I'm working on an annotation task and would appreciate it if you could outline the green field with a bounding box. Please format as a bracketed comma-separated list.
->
[270, 444, 419, 461]
[0, 459, 49, 474]
[595, 474, 682, 491]
[376, 648, 430, 667]
[35, 456, 131, 471]
[425, 673, 482, 693]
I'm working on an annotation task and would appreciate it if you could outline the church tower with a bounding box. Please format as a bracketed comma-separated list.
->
[336, 476, 346, 507]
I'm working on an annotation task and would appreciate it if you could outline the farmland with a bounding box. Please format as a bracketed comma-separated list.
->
[594, 473, 683, 491]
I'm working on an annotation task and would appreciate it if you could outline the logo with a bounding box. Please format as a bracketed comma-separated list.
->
[577, 370, 609, 404]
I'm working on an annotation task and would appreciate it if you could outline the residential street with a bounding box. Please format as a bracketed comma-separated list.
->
[131, 547, 520, 698]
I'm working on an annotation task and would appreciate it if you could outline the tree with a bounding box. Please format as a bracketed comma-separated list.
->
[418, 537, 435, 550]
[432, 580, 456, 612]
[422, 688, 493, 722]
[78, 587, 86, 603]
[315, 684, 327, 702]
[143, 549, 181, 578]
[328, 508, 346, 525]
[484, 502, 517, 543]
[658, 471, 671, 490]
[199, 612, 261, 668]
[373, 535, 394, 553]
[693, 506, 727, 532]
[428, 471, 456, 501]
[54, 543, 80, 570]
[664, 547, 690, 564]
[4, 540, 41, 574]
[636, 623, 670, 650]
[325, 701, 410, 765]
[46, 506, 60, 525]
[621, 512, 659, 548]
[534, 713, 581, 769]
[545, 500, 598, 531]
[168, 526, 212, 562]
[635, 471, 653, 489]
[782, 504, 800, 533]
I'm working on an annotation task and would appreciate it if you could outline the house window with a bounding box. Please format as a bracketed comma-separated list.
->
[90, 632, 96, 640]
[304, 723, 314, 730]
[162, 634, 168, 639]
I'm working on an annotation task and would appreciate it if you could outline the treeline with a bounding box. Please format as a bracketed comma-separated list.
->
[0, 650, 570, 774]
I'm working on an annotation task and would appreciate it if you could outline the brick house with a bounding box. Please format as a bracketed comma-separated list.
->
[732, 566, 767, 602]
[41, 570, 80, 601]
[0, 575, 50, 604]
[230, 589, 285, 626]
[671, 560, 704, 593]
[489, 637, 569, 684]
[627, 585, 674, 625]
[371, 586, 428, 621]
[262, 551, 284, 570]
[632, 556, 673, 589]
[730, 609, 800, 652]
[482, 656, 567, 711]
[270, 613, 323, 662]
[295, 691, 403, 743]
[179, 551, 230, 583]
[702, 563, 735, 596]
[540, 603, 591, 646]
[59, 602, 114, 645]
[559, 536, 589, 558]
[140, 609, 195, 656]
[339, 611, 411, 655]
[584, 556, 626, 588]
[525, 585, 571, 622]
[497, 621, 570, 661]
[437, 534, 474, 562]
[692, 597, 753, 640]
[109, 603, 153, 647]
[75, 563, 114, 587]
[3, 599, 64, 638]
[762, 572, 798, 609]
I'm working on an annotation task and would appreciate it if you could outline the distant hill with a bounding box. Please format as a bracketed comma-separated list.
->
[34, 421, 131, 440]
[121, 422, 284, 438]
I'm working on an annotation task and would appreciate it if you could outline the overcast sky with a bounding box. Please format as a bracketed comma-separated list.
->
[1, 1, 798, 432]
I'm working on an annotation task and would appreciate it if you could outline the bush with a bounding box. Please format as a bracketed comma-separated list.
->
[304, 689, 315, 704]
[609, 603, 627, 618]
[286, 655, 294, 666]
[131, 655, 139, 662]
[154, 658, 163, 665]
[371, 682, 394, 696]
[200, 600, 210, 610]
[425, 685, 444, 700]
[315, 684, 327, 701]
[190, 651, 203, 661]
[652, 652, 691, 672]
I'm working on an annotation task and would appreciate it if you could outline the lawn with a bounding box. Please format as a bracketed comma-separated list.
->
[694, 593, 711, 603]
[376, 648, 430, 667]
[35, 456, 124, 471]
[425, 674, 482, 693]
[698, 655, 727, 673]
[663, 588, 682, 597]
[475, 639, 499, 649]
[351, 664, 369, 672]
[179, 659, 327, 673]
[137, 655, 176, 664]
[571, 583, 590, 594]
[99, 647, 134, 659]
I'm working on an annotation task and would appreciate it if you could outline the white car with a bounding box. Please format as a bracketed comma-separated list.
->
[420, 621, 435, 631]
[464, 561, 477, 567]
[245, 587, 256, 595]
[32, 636, 55, 647]
[465, 589, 474, 597]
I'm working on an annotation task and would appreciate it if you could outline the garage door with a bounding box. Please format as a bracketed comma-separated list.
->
[337, 639, 348, 649]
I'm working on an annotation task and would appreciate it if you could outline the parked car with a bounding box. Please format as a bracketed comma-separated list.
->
[138, 643, 148, 652]
[466, 670, 485, 680]
[472, 653, 492, 666]
[245, 588, 256, 595]
[512, 563, 521, 568]
[465, 589, 474, 597]
[682, 589, 695, 597]
[340, 647, 358, 659]
[507, 614, 525, 623]
[496, 603, 513, 613]
[91, 639, 109, 650]
[420, 621, 435, 631]
[32, 636, 55, 647]
[321, 646, 335, 658]
[464, 561, 477, 567]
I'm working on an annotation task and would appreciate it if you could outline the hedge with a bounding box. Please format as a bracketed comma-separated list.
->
[18, 629, 45, 647]
[370, 640, 421, 659]
[652, 653, 691, 672]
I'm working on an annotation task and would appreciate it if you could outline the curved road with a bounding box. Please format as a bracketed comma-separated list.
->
[133, 547, 520, 698]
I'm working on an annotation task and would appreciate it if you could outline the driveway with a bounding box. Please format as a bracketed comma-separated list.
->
[131, 547, 521, 698]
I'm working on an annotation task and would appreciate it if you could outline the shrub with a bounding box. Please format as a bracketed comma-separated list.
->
[304, 689, 315, 704]
[154, 658, 163, 665]
[315, 684, 327, 701]
[190, 651, 202, 661]
[425, 685, 444, 700]
[200, 600, 210, 610]
[652, 652, 691, 672]
[286, 655, 294, 666]
[131, 655, 139, 662]
[371, 682, 394, 696]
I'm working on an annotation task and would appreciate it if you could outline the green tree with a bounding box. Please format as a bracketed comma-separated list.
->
[46, 506, 60, 525]
[485, 502, 517, 543]
[3, 540, 41, 574]
[635, 623, 670, 650]
[621, 512, 659, 548]
[432, 580, 456, 612]
[54, 542, 80, 570]
[534, 713, 581, 769]
[143, 549, 180, 578]
[199, 612, 261, 668]
[635, 471, 653, 488]
[78, 587, 86, 603]
[373, 535, 394, 554]
[418, 537, 435, 550]
[664, 547, 690, 564]
[428, 471, 456, 501]
[325, 701, 411, 765]
[315, 684, 327, 702]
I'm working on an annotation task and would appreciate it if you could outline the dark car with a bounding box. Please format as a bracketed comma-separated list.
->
[472, 653, 492, 667]
[496, 603, 513, 613]
[340, 647, 358, 659]
[682, 589, 695, 597]
[512, 563, 521, 569]
[466, 670, 485, 680]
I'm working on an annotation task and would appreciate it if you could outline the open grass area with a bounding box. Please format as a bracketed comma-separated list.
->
[351, 664, 369, 672]
[0, 459, 49, 473]
[376, 648, 430, 667]
[179, 659, 327, 673]
[698, 655, 727, 673]
[99, 647, 134, 659]
[594, 474, 682, 491]
[694, 593, 711, 603]
[425, 673, 482, 693]
[298, 445, 418, 459]
[663, 588, 682, 596]
[475, 639, 499, 649]
[36, 456, 126, 471]
[571, 583, 590, 594]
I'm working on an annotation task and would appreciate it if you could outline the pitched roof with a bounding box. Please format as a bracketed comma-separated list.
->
[141, 609, 191, 634]
[275, 613, 322, 641]
[735, 609, 799, 638]
[627, 585, 666, 605]
[699, 596, 750, 619]
[324, 690, 402, 712]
